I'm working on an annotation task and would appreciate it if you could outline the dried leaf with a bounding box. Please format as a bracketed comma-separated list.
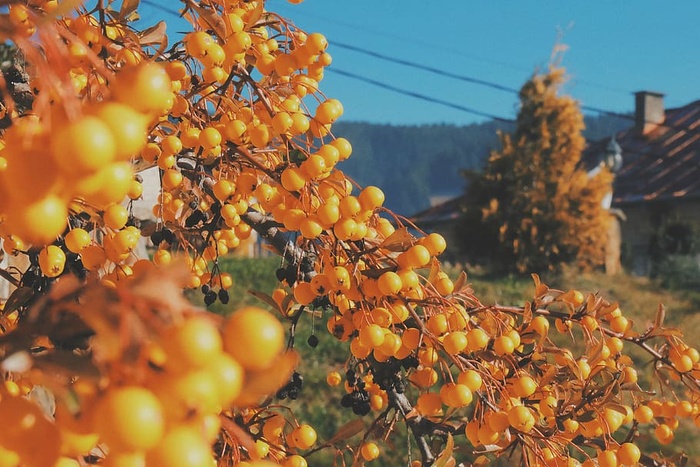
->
[325, 419, 364, 446]
[187, 2, 226, 39]
[432, 433, 454, 467]
[645, 326, 684, 339]
[247, 290, 281, 314]
[4, 287, 34, 314]
[427, 258, 440, 284]
[654, 304, 666, 329]
[119, 0, 140, 21]
[280, 295, 295, 315]
[29, 385, 55, 418]
[606, 402, 628, 416]
[379, 227, 414, 252]
[452, 271, 468, 292]
[137, 20, 168, 50]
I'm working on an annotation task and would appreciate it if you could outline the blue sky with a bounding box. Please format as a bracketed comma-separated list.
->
[140, 1, 700, 126]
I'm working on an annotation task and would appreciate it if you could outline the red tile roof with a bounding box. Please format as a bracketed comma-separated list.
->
[590, 99, 700, 205]
[412, 98, 700, 225]
[408, 194, 466, 226]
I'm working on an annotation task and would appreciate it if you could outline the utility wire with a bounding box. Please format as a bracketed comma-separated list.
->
[331, 41, 520, 95]
[330, 40, 700, 134]
[332, 40, 636, 122]
[135, 1, 697, 134]
[327, 68, 514, 123]
[274, 2, 630, 95]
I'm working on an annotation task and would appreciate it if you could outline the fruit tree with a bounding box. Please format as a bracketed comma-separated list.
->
[0, 1, 697, 466]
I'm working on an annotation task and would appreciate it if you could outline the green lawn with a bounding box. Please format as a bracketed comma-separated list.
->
[206, 256, 700, 464]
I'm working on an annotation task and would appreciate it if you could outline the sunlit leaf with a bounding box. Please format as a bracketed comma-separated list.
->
[379, 227, 414, 252]
[118, 0, 140, 21]
[432, 433, 454, 467]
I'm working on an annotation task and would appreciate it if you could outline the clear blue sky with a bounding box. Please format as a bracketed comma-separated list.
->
[141, 1, 700, 126]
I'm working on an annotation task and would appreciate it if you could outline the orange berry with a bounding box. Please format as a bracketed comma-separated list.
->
[443, 331, 468, 355]
[6, 194, 68, 245]
[90, 102, 149, 160]
[199, 127, 222, 148]
[103, 204, 129, 230]
[409, 367, 438, 388]
[160, 316, 223, 371]
[458, 369, 483, 391]
[326, 371, 342, 386]
[466, 328, 489, 352]
[80, 245, 106, 271]
[64, 228, 91, 253]
[597, 450, 618, 467]
[281, 167, 306, 192]
[360, 441, 380, 461]
[38, 245, 66, 278]
[655, 423, 674, 445]
[510, 375, 537, 398]
[315, 98, 343, 124]
[493, 335, 516, 356]
[507, 405, 535, 433]
[51, 116, 117, 174]
[358, 186, 385, 211]
[205, 353, 244, 406]
[113, 62, 173, 115]
[616, 442, 641, 465]
[377, 271, 402, 296]
[291, 424, 317, 450]
[222, 307, 285, 370]
[359, 323, 385, 348]
[283, 455, 308, 467]
[145, 425, 213, 467]
[426, 314, 448, 335]
[93, 387, 165, 452]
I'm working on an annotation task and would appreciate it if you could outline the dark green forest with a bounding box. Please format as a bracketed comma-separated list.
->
[334, 114, 631, 216]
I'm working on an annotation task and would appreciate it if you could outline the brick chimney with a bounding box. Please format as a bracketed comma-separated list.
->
[634, 91, 665, 135]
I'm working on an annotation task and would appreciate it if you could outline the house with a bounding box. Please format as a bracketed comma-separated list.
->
[407, 195, 466, 264]
[410, 91, 700, 275]
[586, 92, 700, 275]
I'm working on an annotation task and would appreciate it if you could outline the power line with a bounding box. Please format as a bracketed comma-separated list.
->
[331, 40, 638, 123]
[327, 68, 514, 123]
[273, 2, 630, 96]
[331, 41, 520, 95]
[329, 41, 700, 134]
[132, 2, 698, 134]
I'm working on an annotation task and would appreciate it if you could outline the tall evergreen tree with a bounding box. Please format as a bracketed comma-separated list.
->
[460, 66, 613, 273]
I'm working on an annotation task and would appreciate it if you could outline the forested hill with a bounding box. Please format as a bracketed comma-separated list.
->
[333, 114, 631, 217]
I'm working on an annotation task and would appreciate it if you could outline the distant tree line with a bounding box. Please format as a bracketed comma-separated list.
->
[334, 114, 629, 217]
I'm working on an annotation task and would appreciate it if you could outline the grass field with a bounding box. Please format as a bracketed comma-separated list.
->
[203, 256, 700, 464]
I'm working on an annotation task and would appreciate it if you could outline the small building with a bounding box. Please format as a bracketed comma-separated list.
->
[408, 194, 467, 264]
[411, 92, 700, 276]
[587, 92, 700, 275]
